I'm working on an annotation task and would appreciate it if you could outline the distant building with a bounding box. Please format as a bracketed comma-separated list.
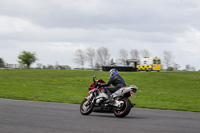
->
[4, 64, 24, 69]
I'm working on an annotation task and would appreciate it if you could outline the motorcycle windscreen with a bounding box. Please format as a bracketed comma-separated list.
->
[89, 79, 105, 90]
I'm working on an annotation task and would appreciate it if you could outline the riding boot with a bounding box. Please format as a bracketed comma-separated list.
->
[104, 90, 114, 104]
[105, 95, 114, 104]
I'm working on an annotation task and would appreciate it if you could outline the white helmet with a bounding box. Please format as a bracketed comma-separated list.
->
[109, 69, 118, 77]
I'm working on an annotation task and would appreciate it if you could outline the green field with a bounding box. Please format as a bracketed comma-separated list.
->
[0, 69, 200, 112]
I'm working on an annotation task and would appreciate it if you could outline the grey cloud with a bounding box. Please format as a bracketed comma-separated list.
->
[1, 0, 200, 69]
[1, 0, 200, 32]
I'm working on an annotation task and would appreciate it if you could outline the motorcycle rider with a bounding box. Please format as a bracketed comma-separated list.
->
[98, 69, 126, 103]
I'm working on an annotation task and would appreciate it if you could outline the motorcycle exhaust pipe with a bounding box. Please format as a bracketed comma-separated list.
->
[131, 103, 135, 108]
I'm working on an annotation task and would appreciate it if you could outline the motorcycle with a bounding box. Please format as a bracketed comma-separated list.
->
[80, 76, 138, 118]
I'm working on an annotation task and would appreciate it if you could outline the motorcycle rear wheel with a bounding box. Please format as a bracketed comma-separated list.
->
[80, 99, 93, 115]
[113, 98, 131, 118]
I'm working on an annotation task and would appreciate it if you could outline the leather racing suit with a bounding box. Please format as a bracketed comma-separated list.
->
[100, 74, 126, 94]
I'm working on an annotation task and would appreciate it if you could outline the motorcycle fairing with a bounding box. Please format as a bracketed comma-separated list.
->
[112, 86, 138, 98]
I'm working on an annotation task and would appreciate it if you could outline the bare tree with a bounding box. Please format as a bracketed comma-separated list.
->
[141, 49, 150, 57]
[130, 49, 140, 60]
[73, 49, 86, 69]
[96, 47, 110, 66]
[118, 49, 128, 66]
[47, 64, 54, 69]
[185, 64, 190, 71]
[163, 50, 174, 69]
[37, 63, 42, 69]
[185, 65, 195, 71]
[0, 58, 5, 67]
[190, 66, 196, 71]
[86, 47, 95, 69]
[174, 63, 180, 71]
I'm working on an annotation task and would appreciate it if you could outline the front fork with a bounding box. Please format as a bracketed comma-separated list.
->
[85, 92, 94, 106]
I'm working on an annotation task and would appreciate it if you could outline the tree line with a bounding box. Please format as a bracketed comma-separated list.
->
[0, 49, 197, 71]
[73, 47, 197, 71]
[73, 47, 151, 69]
[73, 47, 174, 70]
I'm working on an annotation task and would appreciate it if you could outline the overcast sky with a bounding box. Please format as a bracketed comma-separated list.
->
[0, 0, 200, 70]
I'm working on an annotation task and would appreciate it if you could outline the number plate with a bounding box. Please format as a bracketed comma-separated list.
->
[130, 91, 136, 99]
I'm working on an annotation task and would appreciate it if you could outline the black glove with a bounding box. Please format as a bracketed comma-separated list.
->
[96, 82, 101, 87]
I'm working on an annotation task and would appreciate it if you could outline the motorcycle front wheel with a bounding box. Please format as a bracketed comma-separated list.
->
[113, 97, 131, 118]
[80, 99, 93, 115]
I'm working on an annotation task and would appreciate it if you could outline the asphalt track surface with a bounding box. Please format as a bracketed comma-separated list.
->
[0, 98, 199, 133]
